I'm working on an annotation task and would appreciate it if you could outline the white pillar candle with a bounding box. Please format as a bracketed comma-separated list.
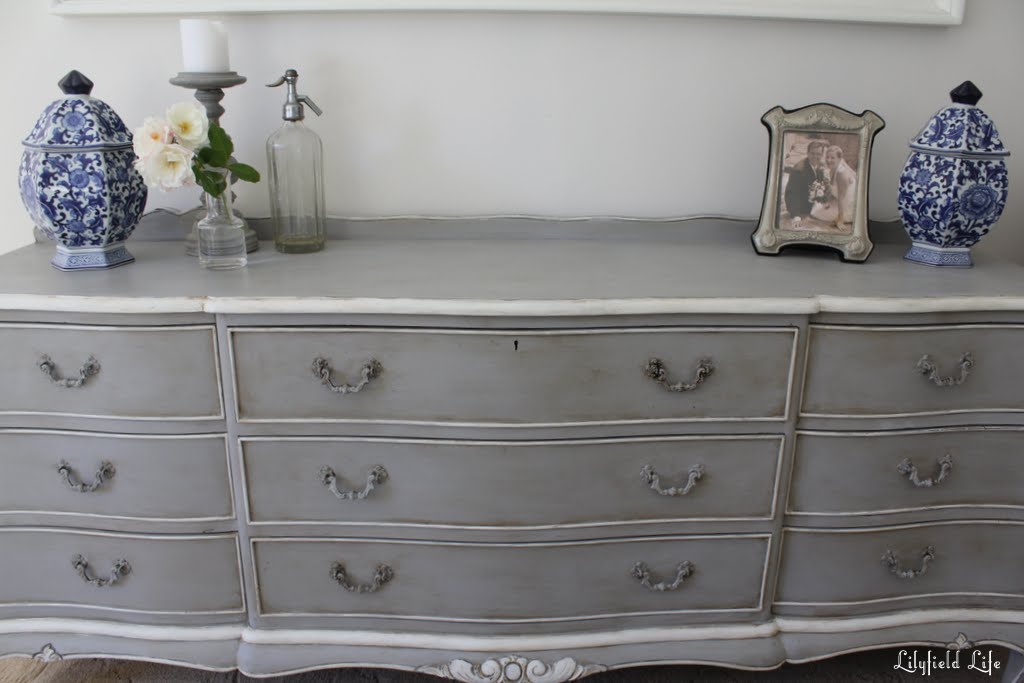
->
[179, 19, 231, 73]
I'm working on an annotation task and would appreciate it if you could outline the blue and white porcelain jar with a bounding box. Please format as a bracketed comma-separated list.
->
[898, 81, 1010, 268]
[19, 71, 147, 270]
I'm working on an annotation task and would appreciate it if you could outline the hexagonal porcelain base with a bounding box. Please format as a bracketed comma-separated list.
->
[904, 242, 972, 268]
[51, 243, 134, 271]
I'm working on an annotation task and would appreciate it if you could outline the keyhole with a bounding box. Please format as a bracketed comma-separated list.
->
[514, 340, 519, 351]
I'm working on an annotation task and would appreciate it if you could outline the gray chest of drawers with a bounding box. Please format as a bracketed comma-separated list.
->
[0, 219, 1022, 681]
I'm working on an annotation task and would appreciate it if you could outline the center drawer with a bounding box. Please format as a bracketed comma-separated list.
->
[252, 534, 770, 622]
[241, 435, 783, 528]
[0, 430, 233, 524]
[229, 326, 797, 425]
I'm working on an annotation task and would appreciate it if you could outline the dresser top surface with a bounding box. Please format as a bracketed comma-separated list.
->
[3, 220, 1024, 315]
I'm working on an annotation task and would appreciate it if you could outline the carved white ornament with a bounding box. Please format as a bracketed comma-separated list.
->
[418, 655, 606, 682]
[946, 632, 974, 650]
[33, 643, 63, 662]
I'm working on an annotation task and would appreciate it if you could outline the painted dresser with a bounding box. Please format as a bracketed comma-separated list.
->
[1, 218, 1023, 681]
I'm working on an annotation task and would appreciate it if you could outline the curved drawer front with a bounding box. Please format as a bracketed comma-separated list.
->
[775, 522, 1024, 609]
[802, 324, 1024, 417]
[0, 431, 233, 522]
[242, 436, 783, 527]
[230, 327, 797, 425]
[0, 324, 222, 420]
[253, 535, 770, 621]
[789, 429, 1024, 516]
[0, 529, 243, 615]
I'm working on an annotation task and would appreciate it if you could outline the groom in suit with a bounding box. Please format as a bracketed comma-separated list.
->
[784, 140, 827, 221]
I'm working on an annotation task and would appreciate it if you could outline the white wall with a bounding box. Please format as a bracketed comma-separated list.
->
[2, 2, 1022, 256]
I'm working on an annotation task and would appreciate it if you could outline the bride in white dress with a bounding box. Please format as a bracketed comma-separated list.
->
[825, 145, 857, 232]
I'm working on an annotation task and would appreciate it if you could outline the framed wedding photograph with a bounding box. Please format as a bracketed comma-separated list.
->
[751, 103, 885, 262]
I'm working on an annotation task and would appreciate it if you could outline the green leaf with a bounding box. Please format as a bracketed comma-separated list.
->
[228, 163, 261, 183]
[194, 168, 227, 198]
[198, 146, 228, 168]
[208, 123, 233, 157]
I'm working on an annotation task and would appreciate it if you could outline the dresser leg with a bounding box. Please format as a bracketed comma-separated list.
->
[1003, 649, 1024, 683]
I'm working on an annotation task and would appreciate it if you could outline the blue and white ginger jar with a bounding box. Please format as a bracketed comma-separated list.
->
[19, 70, 147, 271]
[898, 81, 1010, 268]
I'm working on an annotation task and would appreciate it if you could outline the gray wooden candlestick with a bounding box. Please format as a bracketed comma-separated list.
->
[169, 71, 259, 255]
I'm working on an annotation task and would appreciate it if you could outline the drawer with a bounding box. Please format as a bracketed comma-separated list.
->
[0, 430, 233, 523]
[242, 435, 783, 527]
[789, 428, 1024, 516]
[0, 529, 243, 615]
[802, 324, 1024, 417]
[775, 522, 1024, 609]
[0, 324, 222, 420]
[253, 534, 770, 621]
[230, 326, 797, 424]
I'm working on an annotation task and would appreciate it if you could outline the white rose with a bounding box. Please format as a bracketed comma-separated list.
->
[166, 101, 209, 150]
[132, 117, 173, 159]
[140, 143, 195, 191]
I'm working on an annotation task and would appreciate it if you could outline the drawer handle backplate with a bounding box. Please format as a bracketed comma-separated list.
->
[882, 546, 935, 579]
[644, 358, 714, 392]
[641, 463, 705, 497]
[57, 460, 115, 493]
[916, 352, 973, 387]
[312, 357, 382, 394]
[897, 454, 953, 488]
[631, 560, 695, 592]
[330, 561, 394, 593]
[319, 464, 388, 501]
[38, 355, 100, 388]
[71, 554, 131, 587]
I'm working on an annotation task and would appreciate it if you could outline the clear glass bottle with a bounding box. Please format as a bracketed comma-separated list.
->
[197, 169, 248, 270]
[266, 69, 325, 253]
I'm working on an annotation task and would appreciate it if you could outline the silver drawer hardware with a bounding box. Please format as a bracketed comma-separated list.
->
[881, 546, 935, 579]
[631, 561, 695, 592]
[330, 561, 394, 593]
[312, 357, 383, 394]
[916, 352, 973, 387]
[38, 354, 101, 388]
[71, 554, 131, 587]
[643, 357, 714, 392]
[319, 464, 388, 501]
[56, 460, 115, 493]
[897, 454, 953, 488]
[641, 463, 705, 497]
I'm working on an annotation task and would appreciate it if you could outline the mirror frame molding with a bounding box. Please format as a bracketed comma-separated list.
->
[50, 0, 965, 25]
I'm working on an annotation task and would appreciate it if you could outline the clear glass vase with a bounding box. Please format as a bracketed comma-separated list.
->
[197, 171, 247, 270]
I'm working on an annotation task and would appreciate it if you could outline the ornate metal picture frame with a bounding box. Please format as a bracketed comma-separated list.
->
[752, 103, 885, 263]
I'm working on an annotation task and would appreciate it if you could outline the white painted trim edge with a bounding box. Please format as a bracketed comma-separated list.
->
[7, 294, 1024, 316]
[49, 0, 966, 24]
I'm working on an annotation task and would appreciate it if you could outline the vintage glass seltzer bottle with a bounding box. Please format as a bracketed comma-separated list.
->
[266, 69, 326, 253]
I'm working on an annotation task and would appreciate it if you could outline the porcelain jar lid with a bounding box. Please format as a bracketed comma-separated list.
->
[909, 81, 1010, 158]
[22, 70, 133, 152]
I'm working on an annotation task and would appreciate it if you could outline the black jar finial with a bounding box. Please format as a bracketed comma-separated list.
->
[59, 70, 94, 96]
[950, 81, 982, 106]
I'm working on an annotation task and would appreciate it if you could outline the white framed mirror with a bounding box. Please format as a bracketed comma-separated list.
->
[50, 0, 965, 25]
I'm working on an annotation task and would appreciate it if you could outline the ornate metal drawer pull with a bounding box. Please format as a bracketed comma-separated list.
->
[897, 454, 953, 488]
[641, 463, 705, 497]
[312, 357, 382, 394]
[319, 464, 388, 500]
[71, 554, 131, 587]
[631, 560, 695, 592]
[644, 358, 714, 392]
[881, 546, 935, 579]
[330, 561, 394, 593]
[57, 460, 115, 493]
[38, 354, 101, 388]
[916, 352, 973, 387]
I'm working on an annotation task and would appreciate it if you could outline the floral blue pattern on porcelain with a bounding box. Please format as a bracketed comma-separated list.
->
[898, 81, 1010, 268]
[18, 70, 146, 271]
